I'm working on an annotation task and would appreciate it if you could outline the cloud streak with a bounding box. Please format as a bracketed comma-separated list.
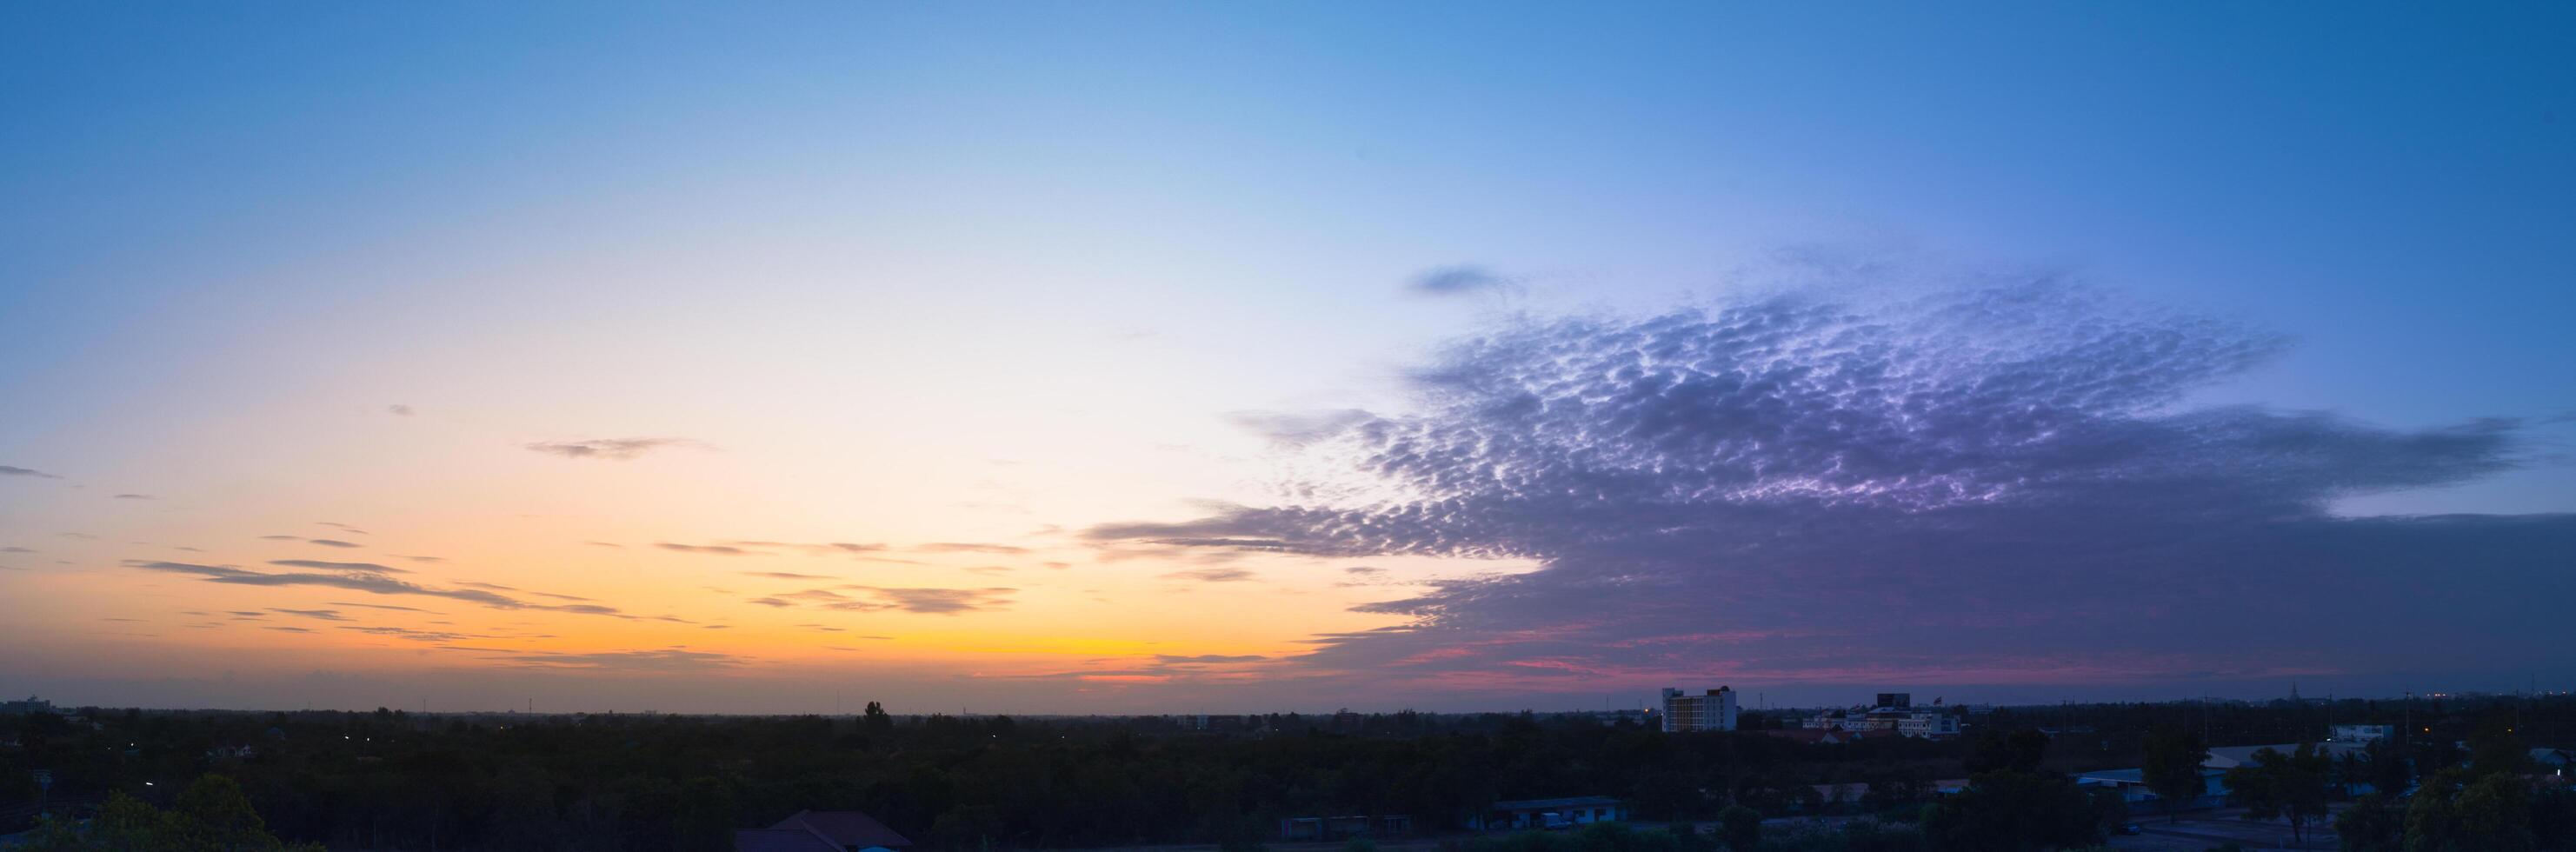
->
[524, 437, 710, 461]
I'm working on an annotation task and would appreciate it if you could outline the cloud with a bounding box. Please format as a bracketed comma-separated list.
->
[121, 559, 636, 618]
[269, 608, 351, 622]
[915, 542, 1029, 555]
[523, 437, 710, 461]
[1226, 409, 1376, 447]
[112, 493, 154, 500]
[463, 648, 743, 672]
[1154, 654, 1269, 664]
[257, 535, 300, 541]
[270, 559, 409, 575]
[341, 625, 476, 643]
[328, 601, 436, 613]
[1, 465, 61, 478]
[305, 539, 362, 549]
[820, 586, 1017, 615]
[585, 541, 623, 549]
[1088, 283, 2573, 696]
[387, 404, 413, 416]
[396, 555, 443, 563]
[1408, 265, 1518, 296]
[657, 542, 758, 556]
[1162, 568, 1256, 582]
[742, 571, 839, 580]
[0, 547, 33, 554]
[317, 523, 369, 535]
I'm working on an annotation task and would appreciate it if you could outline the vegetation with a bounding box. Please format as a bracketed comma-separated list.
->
[16, 775, 323, 852]
[2139, 724, 2208, 822]
[0, 694, 2569, 851]
[2220, 743, 2331, 848]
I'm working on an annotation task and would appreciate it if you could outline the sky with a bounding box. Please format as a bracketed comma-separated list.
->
[2, 2, 2572, 715]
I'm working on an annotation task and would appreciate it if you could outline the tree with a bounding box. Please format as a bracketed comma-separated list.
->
[2140, 724, 2210, 822]
[1922, 770, 2105, 852]
[2223, 744, 2333, 849]
[2466, 716, 2530, 780]
[864, 701, 895, 734]
[172, 774, 276, 851]
[1962, 728, 2047, 775]
[1716, 803, 1761, 850]
[17, 779, 319, 852]
[2335, 793, 2403, 852]
[2364, 739, 2413, 796]
[670, 776, 737, 852]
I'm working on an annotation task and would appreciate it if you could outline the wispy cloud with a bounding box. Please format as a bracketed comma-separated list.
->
[656, 542, 759, 556]
[270, 559, 408, 575]
[742, 571, 839, 580]
[111, 493, 154, 500]
[386, 404, 413, 416]
[916, 542, 1029, 555]
[269, 608, 351, 622]
[789, 586, 1019, 615]
[1227, 409, 1375, 447]
[1162, 568, 1256, 582]
[1407, 265, 1518, 296]
[523, 437, 710, 461]
[329, 601, 436, 613]
[123, 560, 635, 619]
[1, 465, 61, 479]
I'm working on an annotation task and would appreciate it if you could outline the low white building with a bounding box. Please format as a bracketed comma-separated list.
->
[2330, 724, 2393, 744]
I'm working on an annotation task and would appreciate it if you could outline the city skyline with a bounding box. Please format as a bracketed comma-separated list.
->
[3, 3, 2573, 715]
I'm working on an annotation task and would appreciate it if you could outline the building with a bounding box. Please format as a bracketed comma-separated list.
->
[2077, 768, 2228, 815]
[1279, 815, 1412, 841]
[2331, 724, 2394, 744]
[736, 810, 913, 852]
[1800, 693, 1959, 738]
[2, 696, 53, 715]
[2202, 742, 2365, 770]
[1467, 796, 1628, 831]
[2077, 741, 2380, 816]
[1661, 687, 1738, 732]
[1761, 728, 1892, 746]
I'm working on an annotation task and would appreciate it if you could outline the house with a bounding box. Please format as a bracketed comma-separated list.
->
[2077, 768, 2227, 815]
[1467, 796, 1627, 831]
[737, 810, 914, 852]
[2331, 724, 2394, 744]
[2534, 748, 2573, 778]
[1279, 815, 1411, 841]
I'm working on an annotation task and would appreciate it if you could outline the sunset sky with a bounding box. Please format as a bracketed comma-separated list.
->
[3, 3, 2572, 714]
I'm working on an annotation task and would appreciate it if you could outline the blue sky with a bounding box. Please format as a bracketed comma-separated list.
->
[2, 3, 2571, 711]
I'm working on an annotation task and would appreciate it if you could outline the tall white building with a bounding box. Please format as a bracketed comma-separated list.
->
[1661, 687, 1738, 732]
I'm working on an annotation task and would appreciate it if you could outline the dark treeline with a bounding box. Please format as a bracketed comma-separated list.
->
[3, 694, 2572, 851]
